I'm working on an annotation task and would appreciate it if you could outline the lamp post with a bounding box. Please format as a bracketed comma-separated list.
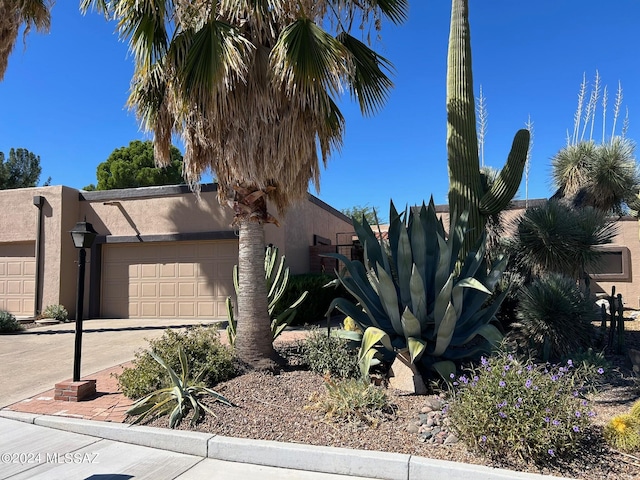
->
[69, 220, 97, 382]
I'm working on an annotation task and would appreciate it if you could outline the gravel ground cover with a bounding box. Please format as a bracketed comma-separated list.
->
[139, 321, 640, 480]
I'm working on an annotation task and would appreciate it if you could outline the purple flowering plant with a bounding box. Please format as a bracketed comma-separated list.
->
[447, 352, 598, 465]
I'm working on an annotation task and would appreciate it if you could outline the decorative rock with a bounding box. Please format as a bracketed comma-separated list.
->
[628, 348, 640, 374]
[388, 352, 428, 395]
[406, 423, 420, 434]
[420, 405, 433, 413]
[417, 414, 429, 425]
[424, 396, 444, 410]
[443, 433, 459, 445]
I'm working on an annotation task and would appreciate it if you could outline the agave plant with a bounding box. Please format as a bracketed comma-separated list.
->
[226, 245, 308, 346]
[327, 199, 507, 380]
[126, 346, 234, 428]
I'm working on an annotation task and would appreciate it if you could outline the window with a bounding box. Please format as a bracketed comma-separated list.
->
[589, 246, 631, 282]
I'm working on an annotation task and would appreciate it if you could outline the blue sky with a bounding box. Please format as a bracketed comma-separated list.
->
[1, 1, 639, 217]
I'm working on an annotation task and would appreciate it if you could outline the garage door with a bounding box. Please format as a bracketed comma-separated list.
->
[0, 242, 36, 316]
[101, 240, 238, 319]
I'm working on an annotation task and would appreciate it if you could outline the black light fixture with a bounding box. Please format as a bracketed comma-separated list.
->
[70, 220, 98, 249]
[69, 219, 98, 382]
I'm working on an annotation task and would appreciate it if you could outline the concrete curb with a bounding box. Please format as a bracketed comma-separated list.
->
[0, 411, 575, 480]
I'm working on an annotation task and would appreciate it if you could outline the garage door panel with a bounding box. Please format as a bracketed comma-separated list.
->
[140, 302, 157, 317]
[102, 240, 237, 319]
[159, 264, 176, 277]
[0, 243, 36, 316]
[178, 264, 196, 277]
[159, 283, 175, 297]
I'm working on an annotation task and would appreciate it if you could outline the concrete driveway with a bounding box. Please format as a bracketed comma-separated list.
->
[0, 319, 218, 408]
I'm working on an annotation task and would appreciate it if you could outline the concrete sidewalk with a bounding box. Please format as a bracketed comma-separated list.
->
[0, 412, 574, 480]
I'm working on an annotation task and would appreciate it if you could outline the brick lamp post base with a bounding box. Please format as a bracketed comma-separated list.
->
[54, 380, 96, 402]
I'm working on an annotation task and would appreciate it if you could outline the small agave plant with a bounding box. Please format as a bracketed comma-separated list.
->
[126, 346, 234, 428]
[226, 245, 308, 345]
[327, 199, 507, 381]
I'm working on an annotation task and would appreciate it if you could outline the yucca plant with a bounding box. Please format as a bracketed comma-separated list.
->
[327, 199, 507, 381]
[226, 245, 308, 346]
[126, 346, 234, 428]
[510, 273, 598, 362]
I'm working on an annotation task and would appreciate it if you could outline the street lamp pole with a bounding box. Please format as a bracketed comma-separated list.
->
[69, 220, 97, 382]
[73, 247, 87, 382]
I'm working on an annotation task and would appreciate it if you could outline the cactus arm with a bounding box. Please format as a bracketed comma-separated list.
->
[479, 129, 530, 215]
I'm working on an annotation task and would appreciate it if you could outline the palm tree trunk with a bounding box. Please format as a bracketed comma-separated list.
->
[234, 217, 276, 368]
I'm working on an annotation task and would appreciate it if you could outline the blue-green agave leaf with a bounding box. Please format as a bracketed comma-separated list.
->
[432, 302, 457, 357]
[431, 360, 456, 382]
[375, 262, 403, 335]
[409, 265, 427, 325]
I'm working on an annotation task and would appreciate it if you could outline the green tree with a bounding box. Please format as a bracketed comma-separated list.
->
[340, 205, 383, 225]
[93, 140, 184, 190]
[82, 0, 407, 368]
[0, 147, 43, 189]
[0, 0, 53, 80]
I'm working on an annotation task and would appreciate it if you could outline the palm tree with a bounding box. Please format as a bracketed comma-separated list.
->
[551, 137, 639, 216]
[81, 0, 407, 368]
[0, 0, 53, 81]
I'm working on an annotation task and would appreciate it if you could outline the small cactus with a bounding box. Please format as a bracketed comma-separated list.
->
[629, 399, 640, 421]
[343, 316, 362, 334]
[604, 414, 640, 452]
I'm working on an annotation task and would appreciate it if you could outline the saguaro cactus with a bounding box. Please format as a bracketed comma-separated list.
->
[446, 0, 530, 253]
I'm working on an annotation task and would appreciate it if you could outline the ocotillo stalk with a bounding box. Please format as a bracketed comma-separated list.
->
[617, 293, 625, 354]
[446, 0, 530, 255]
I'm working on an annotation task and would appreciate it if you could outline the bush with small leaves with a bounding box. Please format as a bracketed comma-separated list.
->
[301, 327, 360, 379]
[307, 377, 390, 426]
[42, 304, 69, 322]
[0, 310, 23, 333]
[117, 325, 236, 399]
[447, 352, 600, 465]
[604, 414, 640, 453]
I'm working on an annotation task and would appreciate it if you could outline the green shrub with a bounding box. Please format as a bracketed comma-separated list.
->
[448, 352, 600, 465]
[0, 310, 23, 333]
[301, 327, 360, 379]
[509, 273, 598, 362]
[275, 274, 350, 325]
[42, 304, 69, 322]
[117, 326, 236, 399]
[308, 377, 389, 425]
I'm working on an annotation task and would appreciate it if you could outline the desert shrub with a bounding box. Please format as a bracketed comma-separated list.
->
[509, 273, 598, 362]
[448, 352, 600, 465]
[0, 310, 23, 333]
[301, 327, 360, 379]
[275, 274, 351, 325]
[42, 304, 69, 322]
[308, 377, 389, 425]
[604, 414, 640, 453]
[117, 325, 236, 399]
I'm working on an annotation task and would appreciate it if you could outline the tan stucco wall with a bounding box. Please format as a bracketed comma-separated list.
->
[275, 196, 353, 274]
[0, 186, 79, 316]
[79, 188, 235, 237]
